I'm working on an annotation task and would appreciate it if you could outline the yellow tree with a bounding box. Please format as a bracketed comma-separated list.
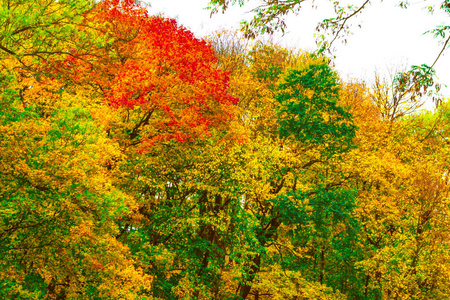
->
[339, 80, 450, 299]
[196, 32, 358, 299]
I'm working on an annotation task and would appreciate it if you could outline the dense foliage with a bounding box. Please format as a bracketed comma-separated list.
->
[1, 1, 450, 299]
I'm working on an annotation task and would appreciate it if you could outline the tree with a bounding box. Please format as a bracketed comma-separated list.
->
[200, 32, 359, 299]
[0, 62, 150, 299]
[337, 79, 450, 299]
[0, 0, 237, 298]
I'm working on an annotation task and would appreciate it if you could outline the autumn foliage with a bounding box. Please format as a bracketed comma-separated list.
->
[1, 1, 450, 299]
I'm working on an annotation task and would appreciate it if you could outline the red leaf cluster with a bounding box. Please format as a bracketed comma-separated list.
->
[99, 0, 237, 147]
[52, 0, 237, 151]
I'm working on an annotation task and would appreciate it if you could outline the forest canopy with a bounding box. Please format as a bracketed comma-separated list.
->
[1, 0, 450, 299]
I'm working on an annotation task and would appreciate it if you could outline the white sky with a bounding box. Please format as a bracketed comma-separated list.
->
[146, 0, 450, 100]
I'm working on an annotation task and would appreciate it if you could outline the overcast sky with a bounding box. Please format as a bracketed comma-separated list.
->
[146, 0, 450, 101]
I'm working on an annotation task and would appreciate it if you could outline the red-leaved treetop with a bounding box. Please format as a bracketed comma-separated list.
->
[58, 0, 238, 152]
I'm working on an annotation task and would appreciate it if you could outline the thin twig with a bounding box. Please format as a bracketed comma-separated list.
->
[328, 0, 371, 49]
[431, 34, 450, 68]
